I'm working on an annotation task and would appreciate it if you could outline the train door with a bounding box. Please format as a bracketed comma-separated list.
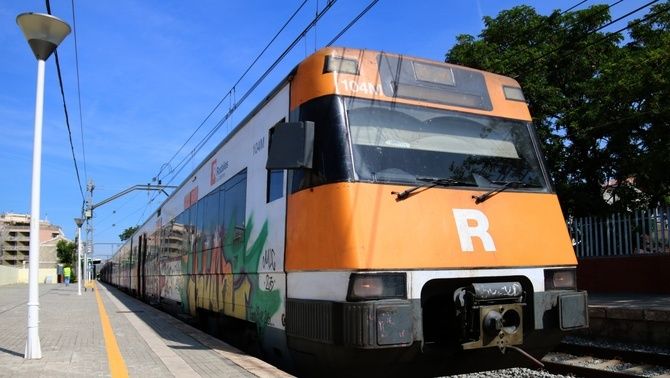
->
[128, 237, 137, 295]
[139, 233, 147, 301]
[136, 234, 142, 298]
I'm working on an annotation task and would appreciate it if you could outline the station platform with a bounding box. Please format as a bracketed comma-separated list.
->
[580, 292, 670, 347]
[0, 282, 293, 377]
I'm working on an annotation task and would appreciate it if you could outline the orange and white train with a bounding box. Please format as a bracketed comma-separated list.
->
[100, 47, 588, 376]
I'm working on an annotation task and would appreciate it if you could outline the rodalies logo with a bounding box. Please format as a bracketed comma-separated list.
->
[452, 209, 496, 252]
[210, 158, 229, 186]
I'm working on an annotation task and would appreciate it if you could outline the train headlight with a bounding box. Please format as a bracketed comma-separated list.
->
[347, 273, 406, 301]
[544, 268, 577, 290]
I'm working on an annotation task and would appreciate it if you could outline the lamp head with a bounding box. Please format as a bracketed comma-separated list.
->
[17, 12, 71, 60]
[74, 218, 84, 228]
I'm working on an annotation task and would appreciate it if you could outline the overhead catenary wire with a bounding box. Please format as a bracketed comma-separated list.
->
[95, 203, 146, 237]
[496, 3, 669, 139]
[516, 0, 593, 41]
[555, 2, 670, 68]
[145, 0, 318, 211]
[159, 0, 339, 189]
[489, 0, 593, 58]
[315, 0, 319, 51]
[154, 0, 311, 182]
[509, 0, 662, 76]
[45, 0, 86, 211]
[562, 0, 592, 14]
[93, 190, 140, 224]
[70, 0, 88, 185]
[133, 201, 151, 229]
[326, 0, 380, 46]
[168, 0, 339, 181]
[491, 0, 623, 70]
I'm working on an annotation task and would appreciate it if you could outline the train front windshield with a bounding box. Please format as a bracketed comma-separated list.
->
[346, 98, 549, 190]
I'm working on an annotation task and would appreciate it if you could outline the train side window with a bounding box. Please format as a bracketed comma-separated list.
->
[267, 119, 286, 203]
[223, 170, 247, 249]
[267, 170, 284, 203]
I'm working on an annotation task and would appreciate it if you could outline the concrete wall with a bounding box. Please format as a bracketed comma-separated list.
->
[578, 254, 670, 294]
[0, 265, 57, 285]
[0, 265, 20, 286]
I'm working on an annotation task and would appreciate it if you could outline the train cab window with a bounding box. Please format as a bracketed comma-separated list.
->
[346, 98, 548, 190]
[289, 96, 353, 193]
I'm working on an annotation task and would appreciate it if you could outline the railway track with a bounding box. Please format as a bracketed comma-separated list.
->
[541, 341, 670, 377]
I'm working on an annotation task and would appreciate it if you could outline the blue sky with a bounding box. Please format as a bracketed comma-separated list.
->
[0, 0, 652, 259]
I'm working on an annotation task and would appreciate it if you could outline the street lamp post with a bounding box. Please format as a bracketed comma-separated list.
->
[17, 12, 71, 360]
[75, 218, 83, 296]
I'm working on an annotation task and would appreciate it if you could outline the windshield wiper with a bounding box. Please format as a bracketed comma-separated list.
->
[392, 177, 475, 201]
[472, 181, 531, 204]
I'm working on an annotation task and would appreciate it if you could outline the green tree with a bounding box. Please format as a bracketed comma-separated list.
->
[446, 3, 670, 216]
[56, 239, 76, 266]
[119, 225, 139, 241]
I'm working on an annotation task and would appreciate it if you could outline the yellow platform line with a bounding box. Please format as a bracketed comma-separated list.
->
[93, 282, 129, 378]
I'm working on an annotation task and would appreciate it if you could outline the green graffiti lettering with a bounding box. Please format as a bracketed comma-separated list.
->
[179, 215, 282, 330]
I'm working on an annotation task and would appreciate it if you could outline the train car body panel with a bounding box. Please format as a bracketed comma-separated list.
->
[285, 182, 575, 271]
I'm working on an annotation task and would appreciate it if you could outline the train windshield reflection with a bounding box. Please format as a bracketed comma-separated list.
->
[346, 99, 548, 190]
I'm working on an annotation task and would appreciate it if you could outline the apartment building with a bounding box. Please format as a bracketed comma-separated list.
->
[0, 213, 66, 268]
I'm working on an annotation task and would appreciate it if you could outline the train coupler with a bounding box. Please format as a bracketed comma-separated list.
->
[455, 282, 525, 350]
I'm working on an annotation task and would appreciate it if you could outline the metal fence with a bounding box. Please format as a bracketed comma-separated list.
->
[568, 207, 670, 258]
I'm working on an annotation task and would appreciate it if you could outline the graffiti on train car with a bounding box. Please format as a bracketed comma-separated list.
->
[176, 216, 281, 332]
[159, 258, 182, 302]
[261, 248, 277, 271]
